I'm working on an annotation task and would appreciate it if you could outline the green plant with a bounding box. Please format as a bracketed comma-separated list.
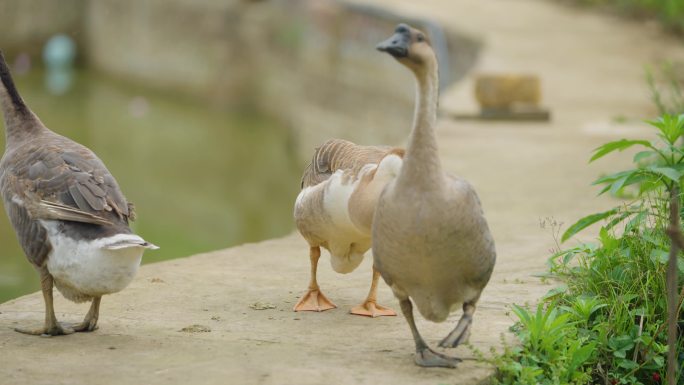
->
[562, 114, 684, 241]
[565, 0, 684, 35]
[493, 303, 596, 385]
[549, 232, 672, 384]
[493, 115, 684, 384]
[646, 62, 684, 116]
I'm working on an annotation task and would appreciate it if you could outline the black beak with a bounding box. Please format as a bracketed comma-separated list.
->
[376, 26, 410, 58]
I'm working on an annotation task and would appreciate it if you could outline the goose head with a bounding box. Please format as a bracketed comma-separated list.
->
[376, 24, 436, 74]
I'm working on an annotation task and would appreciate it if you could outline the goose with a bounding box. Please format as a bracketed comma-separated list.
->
[0, 51, 158, 336]
[294, 138, 403, 317]
[372, 25, 496, 367]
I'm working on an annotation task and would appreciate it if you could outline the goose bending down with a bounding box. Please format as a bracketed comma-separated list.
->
[294, 139, 403, 317]
[373, 25, 496, 367]
[0, 51, 158, 336]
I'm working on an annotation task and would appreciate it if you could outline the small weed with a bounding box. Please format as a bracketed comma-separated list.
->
[540, 216, 564, 254]
[646, 62, 684, 116]
[614, 114, 629, 123]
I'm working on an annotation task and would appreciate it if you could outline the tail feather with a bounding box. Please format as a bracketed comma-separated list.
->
[29, 199, 113, 226]
[97, 233, 159, 251]
[104, 241, 159, 250]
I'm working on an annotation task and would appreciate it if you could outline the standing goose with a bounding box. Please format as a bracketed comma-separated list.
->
[373, 25, 496, 367]
[294, 139, 403, 317]
[0, 51, 158, 336]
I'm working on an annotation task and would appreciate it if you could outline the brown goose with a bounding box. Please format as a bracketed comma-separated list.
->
[294, 139, 403, 317]
[0, 51, 158, 336]
[372, 25, 496, 367]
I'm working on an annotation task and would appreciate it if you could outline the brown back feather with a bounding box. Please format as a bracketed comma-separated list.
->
[301, 139, 403, 188]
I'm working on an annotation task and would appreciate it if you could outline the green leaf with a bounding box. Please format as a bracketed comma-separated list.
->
[638, 177, 663, 195]
[624, 210, 647, 232]
[649, 249, 669, 264]
[633, 150, 655, 163]
[647, 114, 684, 145]
[647, 166, 682, 182]
[561, 208, 619, 242]
[511, 304, 532, 326]
[541, 285, 567, 301]
[618, 360, 639, 370]
[590, 139, 652, 163]
[566, 342, 596, 376]
[593, 170, 648, 196]
[599, 227, 619, 250]
[605, 210, 634, 231]
[653, 355, 665, 368]
[592, 170, 633, 185]
[609, 174, 630, 196]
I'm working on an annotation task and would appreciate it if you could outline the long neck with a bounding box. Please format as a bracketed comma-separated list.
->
[0, 53, 42, 147]
[396, 59, 442, 190]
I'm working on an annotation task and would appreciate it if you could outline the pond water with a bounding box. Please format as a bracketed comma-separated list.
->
[0, 69, 302, 303]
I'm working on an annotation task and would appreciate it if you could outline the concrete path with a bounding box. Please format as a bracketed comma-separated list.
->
[2, 1, 684, 384]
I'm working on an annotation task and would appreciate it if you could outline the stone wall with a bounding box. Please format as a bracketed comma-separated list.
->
[84, 0, 247, 103]
[0, 0, 481, 160]
[0, 0, 86, 56]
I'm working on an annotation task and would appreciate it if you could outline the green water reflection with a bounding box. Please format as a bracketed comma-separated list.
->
[0, 70, 301, 303]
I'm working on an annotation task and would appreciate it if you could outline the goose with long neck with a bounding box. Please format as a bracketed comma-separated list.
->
[0, 51, 158, 336]
[294, 139, 404, 317]
[373, 25, 496, 368]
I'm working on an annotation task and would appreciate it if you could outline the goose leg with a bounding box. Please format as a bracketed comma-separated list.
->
[399, 298, 460, 368]
[71, 296, 101, 332]
[439, 301, 476, 348]
[15, 268, 74, 337]
[293, 246, 336, 312]
[350, 267, 396, 317]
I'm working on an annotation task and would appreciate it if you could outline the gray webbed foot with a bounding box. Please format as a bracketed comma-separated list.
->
[71, 296, 101, 332]
[15, 323, 75, 337]
[70, 320, 99, 333]
[414, 347, 462, 368]
[439, 314, 472, 348]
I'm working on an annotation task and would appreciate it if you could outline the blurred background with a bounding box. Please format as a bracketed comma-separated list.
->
[0, 0, 480, 302]
[0, 0, 682, 303]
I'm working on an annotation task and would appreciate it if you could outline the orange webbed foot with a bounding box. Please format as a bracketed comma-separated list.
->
[293, 289, 337, 312]
[350, 301, 397, 318]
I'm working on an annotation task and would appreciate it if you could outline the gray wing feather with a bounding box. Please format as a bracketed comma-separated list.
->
[4, 199, 52, 267]
[26, 147, 131, 220]
[26, 199, 113, 226]
[75, 182, 105, 211]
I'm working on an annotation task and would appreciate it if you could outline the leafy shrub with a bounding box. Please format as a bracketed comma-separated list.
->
[493, 115, 684, 384]
[492, 303, 596, 384]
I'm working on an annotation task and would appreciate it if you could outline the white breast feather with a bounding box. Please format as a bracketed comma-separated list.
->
[294, 186, 315, 214]
[375, 154, 403, 180]
[323, 169, 368, 234]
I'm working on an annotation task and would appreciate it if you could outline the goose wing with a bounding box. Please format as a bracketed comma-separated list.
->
[4, 143, 133, 224]
[301, 139, 393, 188]
[0, 141, 135, 267]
